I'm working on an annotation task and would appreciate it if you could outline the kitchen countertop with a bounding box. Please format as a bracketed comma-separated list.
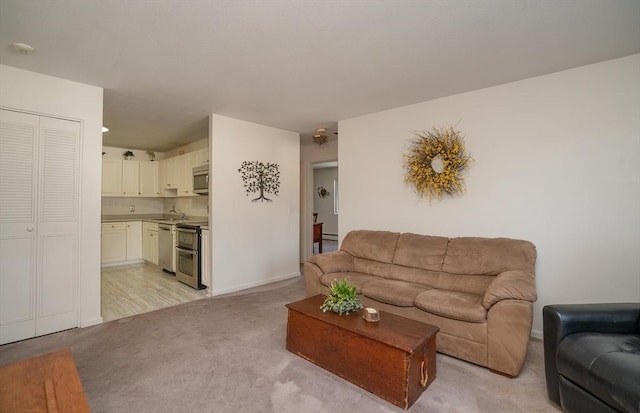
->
[102, 214, 208, 225]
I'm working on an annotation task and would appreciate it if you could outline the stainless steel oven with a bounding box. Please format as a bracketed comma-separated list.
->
[175, 223, 206, 290]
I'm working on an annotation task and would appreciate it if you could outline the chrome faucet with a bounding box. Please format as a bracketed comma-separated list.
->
[169, 205, 188, 221]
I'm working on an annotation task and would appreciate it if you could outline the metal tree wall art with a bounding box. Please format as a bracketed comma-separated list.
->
[238, 161, 281, 202]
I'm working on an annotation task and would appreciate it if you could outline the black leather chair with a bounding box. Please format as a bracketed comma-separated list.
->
[543, 303, 640, 413]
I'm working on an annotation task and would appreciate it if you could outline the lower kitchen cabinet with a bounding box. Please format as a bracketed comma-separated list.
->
[126, 221, 143, 260]
[101, 221, 143, 265]
[142, 222, 159, 265]
[101, 223, 127, 263]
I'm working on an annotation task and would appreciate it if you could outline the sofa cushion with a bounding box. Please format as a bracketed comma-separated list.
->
[387, 265, 439, 288]
[442, 237, 536, 276]
[341, 230, 400, 264]
[414, 289, 487, 323]
[557, 332, 640, 413]
[392, 233, 448, 271]
[353, 257, 393, 278]
[319, 272, 380, 293]
[361, 280, 432, 307]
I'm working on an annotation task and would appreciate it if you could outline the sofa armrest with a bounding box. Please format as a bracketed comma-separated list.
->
[307, 250, 355, 274]
[482, 270, 537, 310]
[542, 303, 640, 406]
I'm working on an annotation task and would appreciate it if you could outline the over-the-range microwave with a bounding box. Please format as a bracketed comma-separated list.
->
[193, 165, 209, 194]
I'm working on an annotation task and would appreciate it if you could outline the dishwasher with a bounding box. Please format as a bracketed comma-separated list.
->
[158, 224, 176, 273]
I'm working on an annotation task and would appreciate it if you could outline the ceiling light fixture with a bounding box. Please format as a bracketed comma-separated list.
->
[12, 42, 36, 54]
[313, 128, 328, 145]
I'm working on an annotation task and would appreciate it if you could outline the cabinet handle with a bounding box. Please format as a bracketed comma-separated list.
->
[27, 226, 34, 232]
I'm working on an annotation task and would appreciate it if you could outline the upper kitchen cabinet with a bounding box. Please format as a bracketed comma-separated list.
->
[121, 160, 139, 197]
[176, 153, 195, 196]
[159, 156, 178, 195]
[102, 159, 123, 196]
[192, 148, 209, 166]
[139, 161, 159, 197]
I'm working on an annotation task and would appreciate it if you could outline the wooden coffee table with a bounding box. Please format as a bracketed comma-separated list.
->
[286, 295, 439, 409]
[0, 348, 90, 413]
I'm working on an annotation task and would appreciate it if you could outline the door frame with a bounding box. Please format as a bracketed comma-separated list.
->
[301, 158, 338, 263]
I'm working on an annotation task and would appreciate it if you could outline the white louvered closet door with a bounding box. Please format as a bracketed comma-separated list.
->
[0, 109, 80, 344]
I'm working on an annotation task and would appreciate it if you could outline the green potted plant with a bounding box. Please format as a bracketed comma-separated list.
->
[123, 150, 135, 160]
[320, 278, 363, 315]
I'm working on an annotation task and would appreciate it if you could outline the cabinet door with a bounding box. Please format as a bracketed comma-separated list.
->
[139, 161, 159, 197]
[102, 159, 122, 196]
[126, 221, 143, 260]
[176, 153, 195, 197]
[122, 160, 140, 197]
[142, 223, 159, 265]
[193, 148, 209, 166]
[101, 224, 127, 263]
[159, 157, 177, 191]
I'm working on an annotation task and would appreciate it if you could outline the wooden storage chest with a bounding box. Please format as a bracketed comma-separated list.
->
[286, 295, 439, 409]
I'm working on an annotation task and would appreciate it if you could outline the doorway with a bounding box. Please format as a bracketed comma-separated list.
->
[311, 161, 338, 255]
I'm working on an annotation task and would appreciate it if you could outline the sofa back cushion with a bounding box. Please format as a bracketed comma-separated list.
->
[392, 233, 448, 271]
[442, 237, 536, 276]
[341, 230, 400, 264]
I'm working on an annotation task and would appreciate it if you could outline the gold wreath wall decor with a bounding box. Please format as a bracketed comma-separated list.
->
[404, 126, 473, 201]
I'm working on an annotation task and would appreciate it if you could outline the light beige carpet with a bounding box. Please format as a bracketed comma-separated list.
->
[0, 276, 561, 413]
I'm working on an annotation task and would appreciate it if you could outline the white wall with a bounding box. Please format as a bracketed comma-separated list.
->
[339, 54, 640, 337]
[300, 140, 339, 261]
[210, 114, 300, 294]
[0, 64, 103, 327]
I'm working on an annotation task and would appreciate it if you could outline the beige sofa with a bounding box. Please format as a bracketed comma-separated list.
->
[304, 230, 537, 377]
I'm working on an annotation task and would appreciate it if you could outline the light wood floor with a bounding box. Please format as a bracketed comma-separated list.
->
[101, 263, 208, 322]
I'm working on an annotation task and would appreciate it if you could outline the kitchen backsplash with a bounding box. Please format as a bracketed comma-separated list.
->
[102, 197, 164, 215]
[163, 196, 209, 218]
[101, 196, 209, 218]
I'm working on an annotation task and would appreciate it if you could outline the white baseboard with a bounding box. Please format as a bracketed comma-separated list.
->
[81, 316, 103, 327]
[211, 272, 301, 296]
[101, 259, 144, 268]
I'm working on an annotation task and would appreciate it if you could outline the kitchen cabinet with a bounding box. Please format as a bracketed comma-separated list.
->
[192, 148, 209, 167]
[101, 223, 127, 263]
[176, 153, 195, 196]
[122, 160, 140, 197]
[0, 110, 81, 344]
[139, 161, 159, 197]
[126, 221, 143, 260]
[159, 157, 178, 194]
[201, 229, 210, 295]
[102, 159, 123, 196]
[142, 222, 159, 265]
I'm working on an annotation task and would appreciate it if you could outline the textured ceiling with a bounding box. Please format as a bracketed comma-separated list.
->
[1, 0, 639, 152]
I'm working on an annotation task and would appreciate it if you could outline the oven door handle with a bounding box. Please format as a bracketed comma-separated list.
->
[176, 247, 198, 255]
[177, 228, 198, 234]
